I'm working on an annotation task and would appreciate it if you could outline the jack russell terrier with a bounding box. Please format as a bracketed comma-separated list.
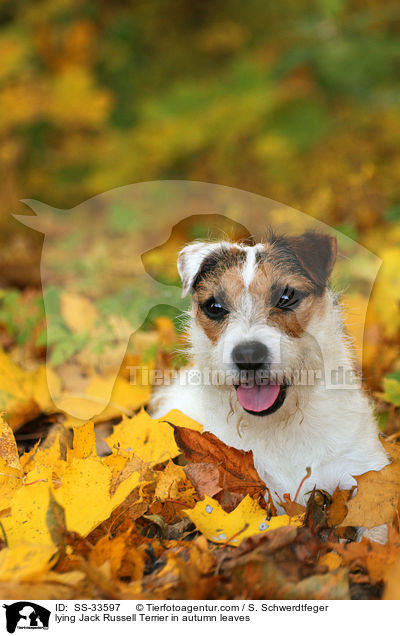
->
[150, 231, 389, 541]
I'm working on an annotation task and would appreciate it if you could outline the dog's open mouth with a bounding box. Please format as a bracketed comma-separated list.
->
[235, 382, 287, 416]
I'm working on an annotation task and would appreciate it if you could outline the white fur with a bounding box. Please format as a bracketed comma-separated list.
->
[242, 245, 259, 289]
[178, 240, 242, 297]
[151, 242, 389, 535]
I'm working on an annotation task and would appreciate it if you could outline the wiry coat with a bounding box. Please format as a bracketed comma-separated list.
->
[150, 233, 388, 535]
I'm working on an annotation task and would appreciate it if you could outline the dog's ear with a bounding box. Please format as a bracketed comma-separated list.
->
[286, 232, 337, 287]
[177, 241, 222, 297]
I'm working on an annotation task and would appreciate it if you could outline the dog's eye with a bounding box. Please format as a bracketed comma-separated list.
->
[275, 287, 301, 311]
[201, 297, 229, 320]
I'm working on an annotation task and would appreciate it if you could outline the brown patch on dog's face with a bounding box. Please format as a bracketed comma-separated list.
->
[249, 239, 330, 338]
[268, 293, 325, 338]
[188, 232, 336, 343]
[192, 247, 246, 343]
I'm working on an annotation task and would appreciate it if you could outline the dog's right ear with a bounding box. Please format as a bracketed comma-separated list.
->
[177, 242, 221, 297]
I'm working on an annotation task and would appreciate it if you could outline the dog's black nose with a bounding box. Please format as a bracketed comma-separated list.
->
[232, 341, 269, 370]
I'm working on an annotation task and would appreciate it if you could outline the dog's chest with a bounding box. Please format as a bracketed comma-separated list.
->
[227, 430, 330, 506]
[199, 392, 353, 505]
[252, 451, 329, 508]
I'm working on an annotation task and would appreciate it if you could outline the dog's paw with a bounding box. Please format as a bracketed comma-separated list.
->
[356, 524, 388, 544]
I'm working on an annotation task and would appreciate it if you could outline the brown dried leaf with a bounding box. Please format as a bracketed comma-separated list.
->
[328, 488, 352, 526]
[334, 526, 400, 583]
[383, 556, 400, 599]
[184, 462, 222, 498]
[173, 425, 266, 507]
[279, 493, 306, 518]
[340, 441, 400, 528]
[109, 455, 147, 496]
[155, 460, 187, 502]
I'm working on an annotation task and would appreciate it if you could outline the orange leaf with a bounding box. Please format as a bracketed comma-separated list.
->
[173, 425, 267, 509]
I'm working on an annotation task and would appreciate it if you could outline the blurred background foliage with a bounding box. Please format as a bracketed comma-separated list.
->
[0, 0, 399, 426]
[0, 0, 399, 217]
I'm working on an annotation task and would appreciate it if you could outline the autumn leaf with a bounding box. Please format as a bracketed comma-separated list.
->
[384, 556, 400, 599]
[340, 441, 400, 528]
[155, 460, 187, 502]
[184, 463, 222, 499]
[185, 495, 303, 546]
[279, 493, 307, 518]
[159, 409, 203, 432]
[173, 425, 267, 507]
[106, 408, 202, 466]
[2, 477, 55, 548]
[56, 375, 150, 421]
[334, 526, 400, 584]
[327, 488, 352, 527]
[0, 544, 58, 582]
[2, 421, 143, 548]
[53, 457, 141, 537]
[0, 414, 24, 509]
[281, 569, 350, 600]
[0, 349, 61, 429]
[318, 551, 344, 572]
[88, 529, 145, 580]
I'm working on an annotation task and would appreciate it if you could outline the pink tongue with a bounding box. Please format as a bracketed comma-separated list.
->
[236, 383, 280, 413]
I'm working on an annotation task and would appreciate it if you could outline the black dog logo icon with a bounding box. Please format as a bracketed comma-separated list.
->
[3, 602, 50, 633]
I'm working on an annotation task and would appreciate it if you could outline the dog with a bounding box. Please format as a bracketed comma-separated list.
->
[150, 231, 389, 541]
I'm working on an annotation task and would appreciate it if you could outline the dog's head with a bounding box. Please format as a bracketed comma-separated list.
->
[178, 232, 337, 417]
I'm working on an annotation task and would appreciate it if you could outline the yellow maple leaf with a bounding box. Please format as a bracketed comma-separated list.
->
[155, 460, 187, 502]
[158, 408, 203, 432]
[53, 422, 141, 536]
[0, 414, 22, 472]
[3, 421, 143, 546]
[0, 415, 23, 509]
[87, 375, 150, 420]
[185, 495, 303, 546]
[68, 420, 97, 459]
[106, 409, 178, 464]
[2, 473, 54, 548]
[52, 456, 141, 536]
[3, 460, 141, 547]
[106, 408, 202, 466]
[57, 374, 150, 421]
[0, 350, 61, 429]
[0, 349, 40, 428]
[22, 431, 65, 478]
[0, 544, 58, 582]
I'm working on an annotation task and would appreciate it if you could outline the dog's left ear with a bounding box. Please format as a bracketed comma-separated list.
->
[177, 241, 222, 297]
[287, 232, 337, 287]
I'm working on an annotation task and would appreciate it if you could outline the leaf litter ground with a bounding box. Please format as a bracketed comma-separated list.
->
[0, 313, 399, 600]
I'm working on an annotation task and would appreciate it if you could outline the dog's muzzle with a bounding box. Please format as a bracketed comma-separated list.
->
[232, 340, 287, 416]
